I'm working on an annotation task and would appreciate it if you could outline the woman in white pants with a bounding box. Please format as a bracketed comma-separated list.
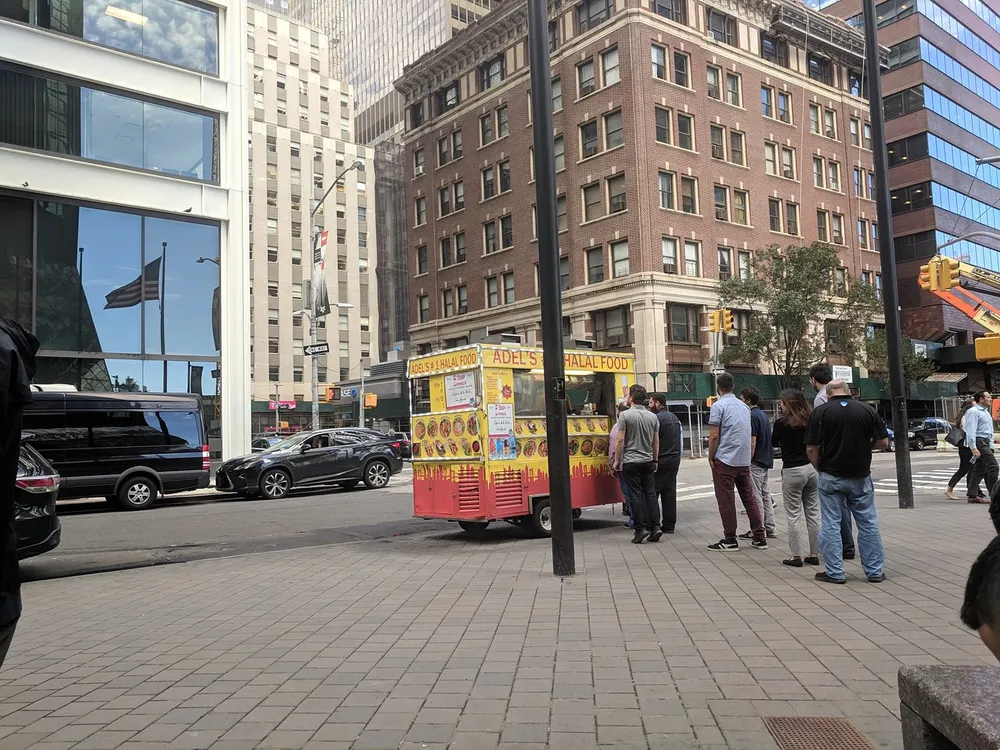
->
[771, 389, 821, 567]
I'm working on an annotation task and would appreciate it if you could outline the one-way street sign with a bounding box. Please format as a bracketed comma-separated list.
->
[304, 343, 330, 356]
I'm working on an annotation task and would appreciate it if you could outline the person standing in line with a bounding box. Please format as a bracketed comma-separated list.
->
[964, 390, 996, 505]
[739, 387, 776, 540]
[771, 389, 821, 568]
[707, 373, 766, 551]
[961, 535, 1000, 663]
[649, 393, 682, 535]
[806, 379, 889, 584]
[608, 402, 633, 529]
[809, 362, 856, 560]
[946, 399, 975, 500]
[611, 384, 662, 544]
[0, 316, 38, 668]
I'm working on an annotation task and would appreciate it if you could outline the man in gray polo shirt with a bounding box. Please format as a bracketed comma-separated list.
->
[612, 384, 661, 544]
[707, 373, 765, 551]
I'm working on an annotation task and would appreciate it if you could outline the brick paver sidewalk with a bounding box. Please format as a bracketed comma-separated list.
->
[0, 489, 994, 750]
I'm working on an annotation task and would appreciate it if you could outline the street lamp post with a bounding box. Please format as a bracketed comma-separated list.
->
[862, 0, 914, 509]
[304, 159, 363, 431]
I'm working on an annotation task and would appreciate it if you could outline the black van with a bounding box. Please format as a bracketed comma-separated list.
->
[21, 392, 210, 510]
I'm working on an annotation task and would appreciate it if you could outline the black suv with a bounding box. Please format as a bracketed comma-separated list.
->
[15, 443, 61, 560]
[216, 428, 404, 499]
[22, 391, 210, 510]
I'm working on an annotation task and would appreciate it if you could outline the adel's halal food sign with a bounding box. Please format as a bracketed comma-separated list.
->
[409, 346, 634, 377]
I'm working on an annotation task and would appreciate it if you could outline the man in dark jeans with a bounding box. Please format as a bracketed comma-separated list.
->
[649, 393, 681, 534]
[965, 390, 997, 505]
[612, 384, 661, 544]
[0, 316, 38, 668]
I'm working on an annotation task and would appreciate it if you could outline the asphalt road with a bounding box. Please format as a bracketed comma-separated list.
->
[21, 451, 963, 581]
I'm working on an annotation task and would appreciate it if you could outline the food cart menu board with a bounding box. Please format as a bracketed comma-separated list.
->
[487, 403, 516, 461]
[444, 371, 477, 409]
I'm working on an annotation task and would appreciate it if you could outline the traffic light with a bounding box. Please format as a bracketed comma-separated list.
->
[708, 310, 722, 333]
[721, 308, 734, 332]
[918, 262, 933, 291]
[937, 257, 961, 290]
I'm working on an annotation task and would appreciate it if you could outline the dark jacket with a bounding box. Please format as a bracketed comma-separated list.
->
[655, 407, 682, 465]
[0, 316, 38, 628]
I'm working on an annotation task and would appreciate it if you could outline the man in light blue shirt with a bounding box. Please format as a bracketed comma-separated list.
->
[707, 373, 765, 551]
[964, 390, 996, 503]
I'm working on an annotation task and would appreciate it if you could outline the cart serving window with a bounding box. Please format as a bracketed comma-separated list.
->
[407, 343, 635, 537]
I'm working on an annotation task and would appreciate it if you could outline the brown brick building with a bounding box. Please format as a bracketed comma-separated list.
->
[395, 0, 882, 383]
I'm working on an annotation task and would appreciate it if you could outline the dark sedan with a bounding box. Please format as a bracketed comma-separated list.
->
[906, 418, 951, 450]
[16, 443, 61, 560]
[215, 428, 404, 500]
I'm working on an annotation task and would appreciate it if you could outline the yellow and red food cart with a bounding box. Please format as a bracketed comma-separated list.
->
[407, 343, 635, 535]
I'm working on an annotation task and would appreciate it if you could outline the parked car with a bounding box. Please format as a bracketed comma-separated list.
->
[215, 428, 405, 500]
[21, 392, 210, 510]
[251, 434, 293, 452]
[394, 432, 412, 460]
[15, 443, 61, 560]
[906, 418, 951, 450]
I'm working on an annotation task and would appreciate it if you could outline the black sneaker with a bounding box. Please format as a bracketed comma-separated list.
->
[738, 531, 753, 539]
[632, 529, 650, 544]
[751, 539, 768, 550]
[766, 532, 778, 539]
[843, 551, 856, 560]
[664, 528, 675, 534]
[867, 573, 886, 583]
[648, 527, 663, 543]
[708, 539, 739, 551]
[815, 572, 847, 584]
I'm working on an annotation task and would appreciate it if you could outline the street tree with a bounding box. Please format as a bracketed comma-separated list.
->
[865, 329, 938, 386]
[716, 242, 882, 383]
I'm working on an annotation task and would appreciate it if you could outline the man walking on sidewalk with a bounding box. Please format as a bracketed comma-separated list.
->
[0, 316, 38, 668]
[649, 393, 681, 534]
[964, 390, 996, 505]
[707, 373, 766, 551]
[740, 386, 776, 540]
[806, 380, 889, 584]
[612, 385, 662, 544]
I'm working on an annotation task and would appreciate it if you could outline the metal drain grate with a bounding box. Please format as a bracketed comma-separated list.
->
[764, 717, 876, 750]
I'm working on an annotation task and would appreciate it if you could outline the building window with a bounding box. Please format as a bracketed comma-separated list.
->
[413, 148, 425, 176]
[552, 78, 563, 111]
[729, 131, 745, 165]
[828, 162, 840, 192]
[586, 247, 604, 283]
[601, 47, 620, 86]
[487, 276, 500, 307]
[480, 113, 495, 145]
[718, 246, 732, 280]
[669, 305, 699, 343]
[817, 210, 829, 242]
[677, 113, 694, 150]
[733, 190, 748, 225]
[577, 0, 612, 31]
[662, 237, 678, 273]
[497, 106, 509, 138]
[454, 181, 465, 210]
[443, 288, 454, 317]
[608, 175, 627, 214]
[267, 245, 278, 263]
[659, 171, 675, 210]
[652, 0, 686, 23]
[580, 120, 599, 158]
[824, 109, 837, 139]
[781, 146, 796, 179]
[738, 251, 751, 279]
[714, 185, 729, 221]
[439, 186, 451, 216]
[707, 66, 721, 99]
[673, 51, 690, 87]
[592, 306, 630, 348]
[578, 59, 596, 97]
[769, 198, 781, 232]
[604, 110, 623, 149]
[455, 232, 467, 262]
[858, 219, 869, 249]
[864, 123, 873, 149]
[560, 256, 570, 292]
[554, 136, 565, 171]
[484, 221, 498, 254]
[710, 125, 725, 160]
[500, 215, 513, 248]
[832, 213, 845, 244]
[786, 202, 799, 235]
[410, 102, 424, 128]
[834, 267, 848, 295]
[452, 130, 463, 158]
[808, 53, 832, 86]
[417, 245, 428, 275]
[436, 81, 460, 113]
[583, 182, 602, 221]
[761, 34, 788, 67]
[813, 156, 825, 188]
[557, 195, 568, 232]
[706, 8, 737, 46]
[652, 44, 667, 79]
[778, 91, 791, 123]
[499, 160, 511, 193]
[850, 118, 860, 146]
[480, 55, 505, 91]
[415, 196, 426, 226]
[680, 176, 698, 214]
[655, 107, 671, 143]
[503, 272, 515, 304]
[611, 240, 629, 277]
[457, 285, 468, 314]
[761, 86, 774, 118]
[482, 166, 496, 199]
[809, 104, 820, 134]
[440, 237, 452, 267]
[684, 240, 700, 276]
[726, 72, 741, 106]
[269, 366, 279, 382]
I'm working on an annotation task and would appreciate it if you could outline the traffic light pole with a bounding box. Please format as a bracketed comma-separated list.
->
[863, 0, 914, 509]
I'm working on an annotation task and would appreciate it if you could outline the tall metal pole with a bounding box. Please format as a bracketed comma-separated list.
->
[863, 0, 914, 508]
[359, 362, 365, 428]
[527, 0, 574, 576]
[310, 308, 319, 430]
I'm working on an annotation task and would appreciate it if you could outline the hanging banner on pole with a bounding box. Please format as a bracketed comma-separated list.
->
[312, 230, 332, 318]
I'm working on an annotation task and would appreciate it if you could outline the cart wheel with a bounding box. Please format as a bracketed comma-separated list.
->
[572, 508, 582, 520]
[458, 520, 490, 536]
[530, 498, 552, 537]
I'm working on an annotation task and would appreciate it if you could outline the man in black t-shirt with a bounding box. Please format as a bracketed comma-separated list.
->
[805, 380, 889, 585]
[650, 394, 682, 534]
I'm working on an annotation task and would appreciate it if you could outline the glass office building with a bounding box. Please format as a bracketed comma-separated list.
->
[826, 0, 1000, 349]
[0, 0, 252, 457]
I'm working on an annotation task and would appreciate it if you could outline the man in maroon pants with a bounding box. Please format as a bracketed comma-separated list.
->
[707, 373, 766, 551]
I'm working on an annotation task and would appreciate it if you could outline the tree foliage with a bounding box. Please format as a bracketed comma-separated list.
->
[716, 243, 882, 379]
[866, 331, 938, 386]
